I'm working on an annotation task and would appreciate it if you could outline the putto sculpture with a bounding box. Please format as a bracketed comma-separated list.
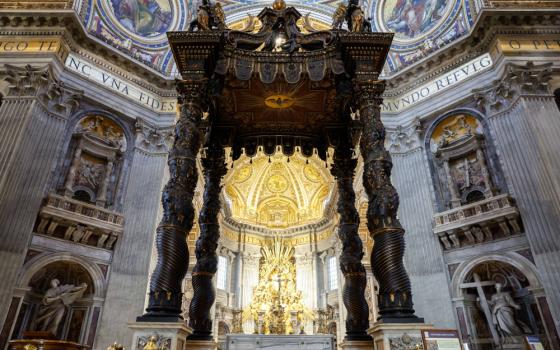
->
[188, 0, 226, 31]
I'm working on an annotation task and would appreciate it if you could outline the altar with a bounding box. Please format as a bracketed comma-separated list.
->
[225, 334, 334, 350]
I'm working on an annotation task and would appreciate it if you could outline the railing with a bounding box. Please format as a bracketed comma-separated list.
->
[44, 193, 124, 225]
[434, 194, 521, 250]
[37, 193, 124, 250]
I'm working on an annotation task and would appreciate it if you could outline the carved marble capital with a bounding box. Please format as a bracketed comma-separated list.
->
[385, 118, 423, 154]
[473, 61, 553, 115]
[134, 119, 174, 154]
[242, 252, 261, 268]
[0, 64, 83, 117]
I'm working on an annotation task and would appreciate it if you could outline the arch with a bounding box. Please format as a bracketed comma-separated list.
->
[67, 109, 135, 154]
[423, 107, 507, 211]
[450, 252, 542, 299]
[423, 108, 488, 149]
[17, 252, 107, 299]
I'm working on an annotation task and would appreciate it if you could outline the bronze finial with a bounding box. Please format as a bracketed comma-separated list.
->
[272, 0, 286, 10]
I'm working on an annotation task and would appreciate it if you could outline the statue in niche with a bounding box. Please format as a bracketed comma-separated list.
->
[77, 159, 104, 189]
[34, 279, 87, 335]
[488, 283, 531, 344]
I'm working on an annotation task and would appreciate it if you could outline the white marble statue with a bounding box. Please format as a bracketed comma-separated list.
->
[489, 283, 530, 343]
[35, 279, 88, 335]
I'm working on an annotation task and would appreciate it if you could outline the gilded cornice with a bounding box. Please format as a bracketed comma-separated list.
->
[221, 215, 335, 239]
[383, 9, 560, 97]
[0, 10, 177, 92]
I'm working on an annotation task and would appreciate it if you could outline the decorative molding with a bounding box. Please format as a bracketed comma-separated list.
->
[135, 119, 174, 154]
[473, 61, 553, 115]
[0, 11, 176, 89]
[0, 64, 82, 117]
[386, 118, 422, 154]
[37, 193, 124, 250]
[434, 194, 522, 250]
[388, 333, 424, 350]
[0, 0, 74, 9]
[383, 11, 560, 97]
[382, 53, 493, 114]
[65, 54, 177, 113]
[136, 334, 171, 350]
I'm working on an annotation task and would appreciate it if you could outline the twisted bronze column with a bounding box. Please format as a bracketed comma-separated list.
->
[139, 80, 206, 321]
[331, 142, 371, 340]
[188, 142, 227, 340]
[357, 81, 421, 322]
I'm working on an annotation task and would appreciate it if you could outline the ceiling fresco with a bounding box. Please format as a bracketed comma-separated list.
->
[78, 0, 474, 77]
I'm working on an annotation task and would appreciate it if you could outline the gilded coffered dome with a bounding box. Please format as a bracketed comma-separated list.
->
[223, 152, 333, 229]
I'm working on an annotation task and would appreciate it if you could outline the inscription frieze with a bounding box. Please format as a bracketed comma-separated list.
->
[382, 53, 493, 114]
[65, 54, 176, 113]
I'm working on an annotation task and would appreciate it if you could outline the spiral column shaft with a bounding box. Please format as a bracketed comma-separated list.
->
[331, 142, 371, 340]
[188, 143, 227, 340]
[139, 80, 206, 321]
[357, 81, 421, 322]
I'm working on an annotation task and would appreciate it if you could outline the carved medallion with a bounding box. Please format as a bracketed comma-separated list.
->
[266, 174, 289, 193]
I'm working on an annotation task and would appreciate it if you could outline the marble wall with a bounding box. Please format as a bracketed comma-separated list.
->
[0, 64, 81, 343]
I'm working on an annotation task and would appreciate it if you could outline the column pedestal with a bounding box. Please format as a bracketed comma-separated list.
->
[340, 340, 373, 350]
[185, 340, 218, 350]
[368, 323, 433, 350]
[128, 322, 192, 350]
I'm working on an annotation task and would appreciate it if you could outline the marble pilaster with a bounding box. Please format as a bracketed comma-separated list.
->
[239, 251, 260, 334]
[474, 61, 560, 333]
[95, 121, 172, 349]
[0, 64, 82, 335]
[386, 122, 455, 327]
[296, 252, 316, 334]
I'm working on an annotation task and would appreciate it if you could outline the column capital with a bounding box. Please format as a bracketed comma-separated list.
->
[134, 119, 174, 154]
[473, 61, 553, 115]
[386, 118, 423, 155]
[0, 64, 83, 118]
[354, 80, 386, 106]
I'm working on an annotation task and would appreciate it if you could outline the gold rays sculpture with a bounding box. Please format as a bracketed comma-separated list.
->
[244, 236, 314, 334]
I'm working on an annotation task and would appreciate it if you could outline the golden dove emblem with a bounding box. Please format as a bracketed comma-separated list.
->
[264, 95, 295, 109]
